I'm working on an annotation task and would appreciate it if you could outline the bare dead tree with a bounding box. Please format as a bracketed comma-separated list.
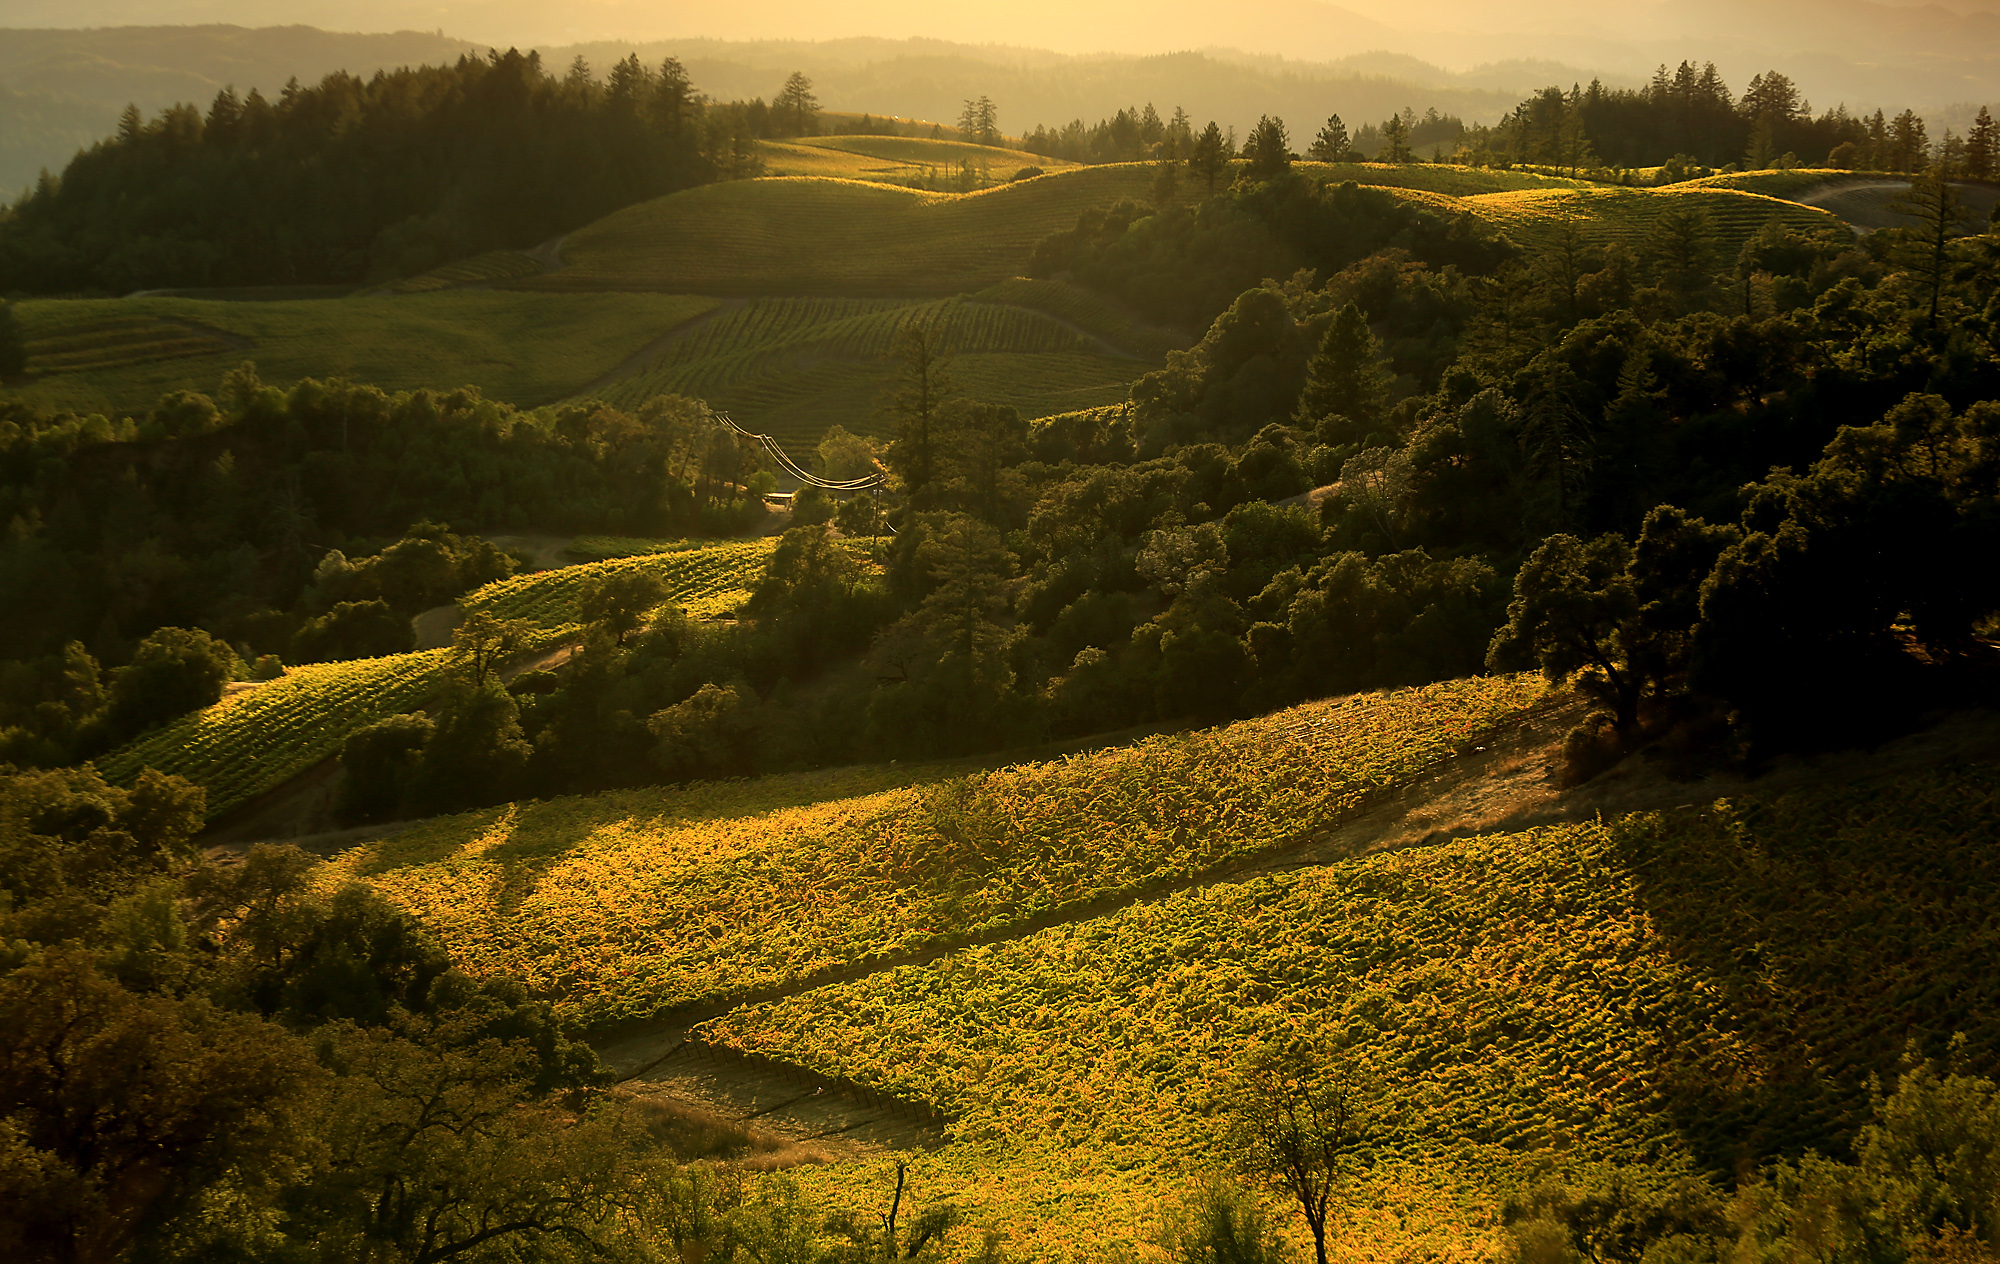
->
[1236, 1053, 1359, 1264]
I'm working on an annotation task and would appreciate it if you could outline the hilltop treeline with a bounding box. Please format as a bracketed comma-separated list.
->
[0, 49, 760, 293]
[1468, 64, 1993, 175]
[1020, 63, 1995, 176]
[0, 370, 765, 672]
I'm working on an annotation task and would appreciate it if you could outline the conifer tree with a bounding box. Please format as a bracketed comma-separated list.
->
[1307, 115, 1352, 162]
[1966, 106, 1996, 181]
[1243, 115, 1292, 179]
[778, 71, 819, 136]
[1295, 303, 1391, 444]
[1190, 121, 1227, 191]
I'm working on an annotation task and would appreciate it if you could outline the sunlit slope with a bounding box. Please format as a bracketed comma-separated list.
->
[757, 135, 1074, 182]
[709, 762, 2000, 1254]
[7, 291, 720, 415]
[533, 163, 1840, 300]
[588, 294, 1152, 447]
[1463, 184, 1840, 250]
[1294, 161, 1593, 195]
[331, 676, 1548, 1025]
[535, 165, 1165, 295]
[99, 539, 785, 820]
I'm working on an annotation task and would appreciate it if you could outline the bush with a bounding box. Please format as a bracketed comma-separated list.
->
[103, 628, 236, 744]
[290, 600, 414, 664]
[337, 713, 434, 824]
[1560, 711, 1625, 787]
[790, 486, 837, 527]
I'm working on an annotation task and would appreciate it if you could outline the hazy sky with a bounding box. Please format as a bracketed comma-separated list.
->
[2, 0, 1994, 112]
[1, 0, 1991, 56]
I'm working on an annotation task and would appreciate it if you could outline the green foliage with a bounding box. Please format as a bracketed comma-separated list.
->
[0, 763, 204, 909]
[1295, 302, 1393, 443]
[101, 627, 235, 746]
[0, 50, 721, 293]
[1157, 1176, 1289, 1264]
[289, 598, 413, 665]
[98, 650, 452, 822]
[337, 712, 433, 825]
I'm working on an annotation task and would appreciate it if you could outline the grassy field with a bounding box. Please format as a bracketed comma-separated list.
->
[102, 538, 788, 818]
[328, 676, 1547, 1026]
[531, 165, 1170, 296]
[757, 135, 1073, 185]
[588, 295, 1154, 448]
[700, 761, 2000, 1260]
[6, 291, 720, 415]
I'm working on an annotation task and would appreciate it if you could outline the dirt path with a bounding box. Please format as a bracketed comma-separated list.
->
[595, 699, 2000, 1147]
[523, 233, 569, 274]
[577, 297, 750, 397]
[482, 533, 578, 571]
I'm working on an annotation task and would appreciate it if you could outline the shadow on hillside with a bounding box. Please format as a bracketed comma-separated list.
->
[341, 756, 991, 883]
[1608, 733, 2000, 1173]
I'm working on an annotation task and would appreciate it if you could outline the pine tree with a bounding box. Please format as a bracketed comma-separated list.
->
[958, 96, 999, 146]
[1890, 168, 1973, 328]
[1380, 114, 1413, 163]
[1966, 106, 1996, 181]
[1190, 121, 1227, 191]
[778, 72, 819, 136]
[884, 322, 955, 497]
[1295, 304, 1391, 444]
[1307, 115, 1352, 162]
[1243, 115, 1291, 179]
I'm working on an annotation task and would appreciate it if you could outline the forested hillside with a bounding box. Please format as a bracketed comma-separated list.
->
[0, 49, 732, 291]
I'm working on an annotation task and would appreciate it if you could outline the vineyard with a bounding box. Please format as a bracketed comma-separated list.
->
[16, 308, 237, 375]
[970, 278, 1191, 358]
[100, 537, 801, 818]
[531, 165, 1172, 296]
[1296, 161, 1593, 196]
[1460, 185, 1838, 250]
[588, 295, 1150, 448]
[7, 291, 720, 415]
[332, 675, 1546, 1026]
[99, 649, 452, 820]
[702, 762, 2000, 1257]
[460, 536, 792, 631]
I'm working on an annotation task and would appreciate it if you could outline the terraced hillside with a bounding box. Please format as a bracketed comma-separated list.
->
[1460, 184, 1838, 250]
[532, 165, 1169, 295]
[8, 291, 720, 415]
[589, 294, 1156, 448]
[99, 537, 789, 820]
[692, 760, 2000, 1258]
[328, 675, 1548, 1026]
